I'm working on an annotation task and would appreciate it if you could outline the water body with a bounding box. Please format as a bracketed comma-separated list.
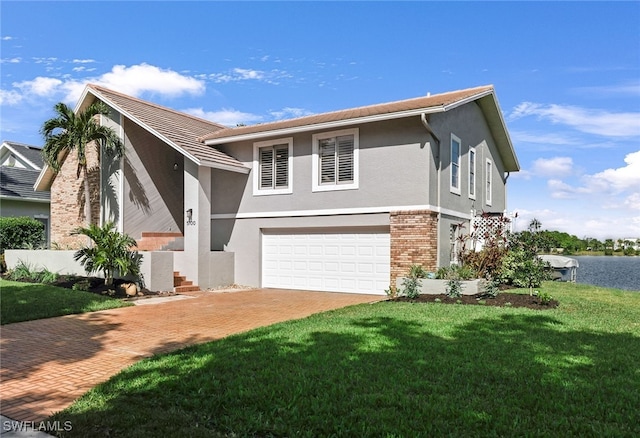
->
[571, 256, 640, 291]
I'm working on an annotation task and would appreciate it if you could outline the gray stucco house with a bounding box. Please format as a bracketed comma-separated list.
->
[0, 141, 51, 243]
[33, 84, 519, 294]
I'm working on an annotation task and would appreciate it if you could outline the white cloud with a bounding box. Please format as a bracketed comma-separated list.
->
[14, 76, 63, 97]
[72, 59, 96, 64]
[624, 193, 640, 210]
[183, 107, 263, 127]
[510, 130, 578, 146]
[1, 63, 206, 105]
[2, 36, 14, 41]
[571, 80, 640, 98]
[1, 57, 21, 64]
[0, 89, 23, 105]
[269, 107, 314, 120]
[532, 156, 573, 177]
[208, 67, 291, 85]
[589, 150, 640, 192]
[510, 102, 640, 137]
[92, 64, 205, 99]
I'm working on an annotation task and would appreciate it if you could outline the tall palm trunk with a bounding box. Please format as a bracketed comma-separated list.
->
[82, 165, 92, 225]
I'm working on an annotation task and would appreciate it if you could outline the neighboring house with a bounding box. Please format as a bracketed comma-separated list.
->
[35, 84, 519, 294]
[0, 141, 51, 244]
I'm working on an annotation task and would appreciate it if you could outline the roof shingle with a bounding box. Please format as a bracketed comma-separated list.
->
[200, 85, 494, 142]
[87, 85, 249, 172]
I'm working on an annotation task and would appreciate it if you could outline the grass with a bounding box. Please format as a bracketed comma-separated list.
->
[0, 279, 132, 324]
[44, 282, 640, 436]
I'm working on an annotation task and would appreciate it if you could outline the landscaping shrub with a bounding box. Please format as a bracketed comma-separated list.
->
[0, 217, 45, 252]
[72, 222, 142, 286]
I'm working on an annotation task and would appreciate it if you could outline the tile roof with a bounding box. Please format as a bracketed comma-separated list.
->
[1, 166, 50, 200]
[87, 85, 249, 172]
[200, 85, 495, 142]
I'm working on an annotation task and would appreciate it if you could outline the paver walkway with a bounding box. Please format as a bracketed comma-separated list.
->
[1, 289, 381, 422]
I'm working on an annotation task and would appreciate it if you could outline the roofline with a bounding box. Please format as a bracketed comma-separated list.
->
[203, 87, 496, 146]
[204, 107, 446, 145]
[0, 195, 50, 203]
[201, 159, 251, 174]
[1, 141, 42, 170]
[84, 86, 202, 166]
[76, 86, 248, 174]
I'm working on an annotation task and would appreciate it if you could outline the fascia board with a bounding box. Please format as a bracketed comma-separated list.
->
[200, 159, 251, 174]
[204, 107, 445, 146]
[0, 195, 50, 203]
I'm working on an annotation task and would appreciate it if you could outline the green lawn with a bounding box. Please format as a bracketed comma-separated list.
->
[0, 279, 132, 324]
[48, 282, 640, 437]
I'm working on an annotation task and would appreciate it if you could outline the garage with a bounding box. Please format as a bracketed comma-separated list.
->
[261, 229, 390, 294]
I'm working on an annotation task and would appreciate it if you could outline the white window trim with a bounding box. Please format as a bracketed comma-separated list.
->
[468, 146, 476, 200]
[252, 137, 293, 196]
[312, 127, 359, 192]
[450, 134, 461, 195]
[485, 158, 493, 206]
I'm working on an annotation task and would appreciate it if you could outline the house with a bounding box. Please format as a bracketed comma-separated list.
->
[33, 84, 519, 294]
[0, 141, 51, 244]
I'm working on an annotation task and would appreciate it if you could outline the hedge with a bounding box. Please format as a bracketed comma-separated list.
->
[0, 216, 45, 252]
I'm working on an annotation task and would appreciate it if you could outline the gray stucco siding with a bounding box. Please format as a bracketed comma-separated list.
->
[211, 118, 432, 216]
[429, 103, 508, 217]
[212, 213, 390, 287]
[122, 120, 184, 239]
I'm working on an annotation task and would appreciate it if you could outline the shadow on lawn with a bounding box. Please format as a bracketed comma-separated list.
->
[50, 312, 640, 437]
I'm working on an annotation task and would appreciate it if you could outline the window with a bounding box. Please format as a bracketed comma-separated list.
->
[312, 128, 359, 192]
[450, 134, 461, 194]
[485, 158, 492, 206]
[468, 147, 476, 199]
[253, 137, 293, 196]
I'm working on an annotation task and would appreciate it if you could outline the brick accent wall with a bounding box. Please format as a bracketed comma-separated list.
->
[49, 143, 101, 249]
[390, 209, 438, 285]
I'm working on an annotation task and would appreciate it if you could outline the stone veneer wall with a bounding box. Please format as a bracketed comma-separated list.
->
[390, 209, 438, 285]
[49, 142, 101, 249]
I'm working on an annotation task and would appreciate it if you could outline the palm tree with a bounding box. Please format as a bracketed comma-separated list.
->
[41, 101, 124, 226]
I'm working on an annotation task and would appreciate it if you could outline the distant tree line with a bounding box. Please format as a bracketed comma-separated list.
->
[512, 223, 639, 256]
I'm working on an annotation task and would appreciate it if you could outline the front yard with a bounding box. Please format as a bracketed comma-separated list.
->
[0, 279, 132, 324]
[46, 282, 639, 437]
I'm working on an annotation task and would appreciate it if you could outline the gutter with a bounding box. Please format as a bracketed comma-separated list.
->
[421, 113, 442, 267]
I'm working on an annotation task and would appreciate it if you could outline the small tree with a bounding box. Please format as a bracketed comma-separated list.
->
[72, 222, 141, 286]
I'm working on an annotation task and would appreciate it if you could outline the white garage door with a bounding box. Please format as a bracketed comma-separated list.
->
[262, 230, 390, 295]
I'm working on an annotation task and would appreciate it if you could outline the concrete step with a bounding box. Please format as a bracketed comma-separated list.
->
[173, 271, 199, 292]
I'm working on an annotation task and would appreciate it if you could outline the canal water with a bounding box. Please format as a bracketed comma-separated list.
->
[572, 256, 639, 291]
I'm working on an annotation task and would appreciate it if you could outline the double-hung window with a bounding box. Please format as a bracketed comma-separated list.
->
[468, 147, 476, 199]
[253, 137, 293, 196]
[312, 128, 359, 192]
[450, 134, 461, 194]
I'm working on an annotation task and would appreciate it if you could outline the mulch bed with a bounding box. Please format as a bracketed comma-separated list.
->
[392, 292, 559, 310]
[6, 274, 176, 302]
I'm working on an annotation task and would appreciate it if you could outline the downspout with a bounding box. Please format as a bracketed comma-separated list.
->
[421, 113, 442, 267]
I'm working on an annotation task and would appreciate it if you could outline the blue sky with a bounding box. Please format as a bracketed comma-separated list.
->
[1, 1, 639, 241]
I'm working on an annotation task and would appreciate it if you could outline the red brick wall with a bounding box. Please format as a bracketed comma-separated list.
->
[49, 142, 101, 249]
[390, 210, 438, 284]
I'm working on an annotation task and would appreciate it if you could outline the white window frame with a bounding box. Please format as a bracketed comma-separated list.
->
[450, 134, 461, 195]
[312, 128, 359, 192]
[252, 137, 293, 196]
[468, 146, 476, 200]
[485, 158, 492, 206]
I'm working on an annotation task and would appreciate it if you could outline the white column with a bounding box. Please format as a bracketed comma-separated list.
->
[183, 160, 211, 288]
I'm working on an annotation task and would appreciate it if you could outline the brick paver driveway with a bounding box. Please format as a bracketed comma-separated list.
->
[0, 288, 380, 422]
